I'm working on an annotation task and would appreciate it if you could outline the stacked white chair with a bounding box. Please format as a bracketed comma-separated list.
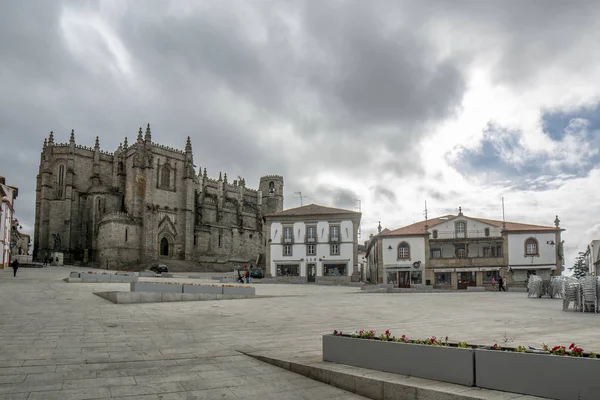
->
[562, 277, 580, 311]
[581, 276, 597, 313]
[527, 275, 544, 298]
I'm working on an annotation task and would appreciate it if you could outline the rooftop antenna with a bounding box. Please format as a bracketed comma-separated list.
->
[502, 197, 506, 230]
[355, 199, 362, 238]
[293, 191, 306, 206]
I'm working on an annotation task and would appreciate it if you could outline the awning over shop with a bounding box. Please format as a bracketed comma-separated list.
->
[510, 265, 557, 271]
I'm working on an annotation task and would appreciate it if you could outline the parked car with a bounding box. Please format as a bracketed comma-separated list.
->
[149, 264, 169, 274]
[250, 269, 265, 279]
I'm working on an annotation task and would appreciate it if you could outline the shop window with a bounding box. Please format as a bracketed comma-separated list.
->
[411, 271, 422, 284]
[324, 264, 346, 276]
[276, 264, 299, 276]
[435, 273, 451, 285]
[482, 271, 499, 284]
[386, 272, 398, 286]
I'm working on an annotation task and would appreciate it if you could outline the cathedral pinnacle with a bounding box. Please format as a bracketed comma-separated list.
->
[185, 136, 192, 153]
[123, 137, 128, 149]
[43, 138, 47, 150]
[69, 129, 75, 144]
[219, 172, 222, 181]
[94, 136, 100, 149]
[48, 131, 54, 145]
[203, 168, 207, 178]
[137, 127, 143, 143]
[223, 173, 228, 184]
[145, 123, 151, 142]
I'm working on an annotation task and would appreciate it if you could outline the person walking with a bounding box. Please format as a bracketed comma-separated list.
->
[11, 259, 19, 277]
[244, 268, 250, 284]
[491, 276, 496, 290]
[237, 269, 244, 284]
[498, 275, 506, 292]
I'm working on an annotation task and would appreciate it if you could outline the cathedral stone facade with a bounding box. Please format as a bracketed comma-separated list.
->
[33, 125, 284, 269]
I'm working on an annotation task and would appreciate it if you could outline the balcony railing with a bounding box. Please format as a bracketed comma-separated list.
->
[431, 230, 501, 240]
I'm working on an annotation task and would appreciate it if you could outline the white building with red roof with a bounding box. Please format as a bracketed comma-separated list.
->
[264, 204, 362, 283]
[366, 207, 564, 290]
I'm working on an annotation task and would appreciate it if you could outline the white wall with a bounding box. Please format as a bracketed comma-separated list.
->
[268, 219, 356, 277]
[507, 232, 557, 266]
[381, 236, 426, 266]
[428, 216, 500, 238]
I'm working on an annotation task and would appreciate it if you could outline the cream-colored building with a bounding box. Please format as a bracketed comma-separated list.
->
[264, 204, 361, 284]
[0, 177, 19, 268]
[366, 208, 564, 289]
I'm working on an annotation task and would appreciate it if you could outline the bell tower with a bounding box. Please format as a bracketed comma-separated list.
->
[259, 175, 284, 215]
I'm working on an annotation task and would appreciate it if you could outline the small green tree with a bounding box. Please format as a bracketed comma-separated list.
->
[569, 252, 588, 279]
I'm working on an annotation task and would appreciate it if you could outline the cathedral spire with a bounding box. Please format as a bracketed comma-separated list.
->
[137, 127, 143, 143]
[48, 131, 54, 145]
[223, 173, 228, 184]
[144, 123, 151, 142]
[69, 129, 75, 145]
[94, 136, 100, 149]
[203, 168, 207, 178]
[43, 137, 47, 150]
[218, 172, 222, 181]
[185, 136, 192, 153]
[123, 136, 128, 149]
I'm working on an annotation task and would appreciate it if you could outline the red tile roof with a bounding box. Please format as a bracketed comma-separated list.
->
[381, 214, 560, 237]
[264, 203, 360, 218]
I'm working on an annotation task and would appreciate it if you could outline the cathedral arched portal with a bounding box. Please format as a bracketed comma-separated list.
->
[159, 236, 170, 257]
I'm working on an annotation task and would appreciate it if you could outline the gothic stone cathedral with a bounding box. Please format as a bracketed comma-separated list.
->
[33, 125, 284, 269]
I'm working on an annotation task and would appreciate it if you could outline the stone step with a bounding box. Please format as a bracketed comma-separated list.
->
[241, 351, 547, 400]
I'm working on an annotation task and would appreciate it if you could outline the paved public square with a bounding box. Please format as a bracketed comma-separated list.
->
[0, 266, 596, 399]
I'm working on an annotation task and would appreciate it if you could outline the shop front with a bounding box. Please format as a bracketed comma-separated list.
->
[432, 267, 502, 290]
[384, 263, 423, 288]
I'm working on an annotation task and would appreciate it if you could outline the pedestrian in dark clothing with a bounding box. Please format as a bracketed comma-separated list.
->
[43, 256, 47, 266]
[11, 259, 19, 277]
[498, 276, 506, 292]
[237, 269, 244, 284]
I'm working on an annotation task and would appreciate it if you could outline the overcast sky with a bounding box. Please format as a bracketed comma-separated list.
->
[2, 0, 599, 267]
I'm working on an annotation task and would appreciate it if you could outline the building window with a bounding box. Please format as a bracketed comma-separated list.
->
[269, 181, 275, 193]
[193, 234, 197, 247]
[125, 228, 128, 242]
[483, 271, 499, 284]
[218, 229, 223, 248]
[496, 244, 502, 257]
[277, 264, 299, 276]
[525, 238, 539, 256]
[283, 245, 292, 256]
[160, 163, 172, 189]
[330, 225, 340, 242]
[307, 244, 316, 256]
[431, 248, 441, 258]
[455, 221, 466, 238]
[432, 230, 438, 239]
[306, 226, 316, 243]
[435, 273, 451, 285]
[330, 243, 340, 255]
[397, 242, 410, 259]
[484, 228, 490, 237]
[411, 271, 422, 284]
[283, 226, 293, 243]
[324, 264, 346, 276]
[456, 245, 467, 258]
[483, 247, 490, 257]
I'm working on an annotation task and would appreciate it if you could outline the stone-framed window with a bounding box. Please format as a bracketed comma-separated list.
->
[431, 248, 441, 258]
[525, 237, 539, 256]
[158, 161, 176, 191]
[455, 244, 467, 258]
[432, 229, 438, 239]
[56, 163, 66, 199]
[484, 228, 490, 237]
[329, 225, 340, 243]
[283, 244, 293, 256]
[397, 242, 410, 260]
[330, 243, 340, 256]
[455, 221, 467, 238]
[307, 244, 316, 256]
[282, 226, 294, 244]
[305, 226, 317, 243]
[125, 228, 128, 242]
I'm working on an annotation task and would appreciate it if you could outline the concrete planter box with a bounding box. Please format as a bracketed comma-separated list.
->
[69, 272, 81, 278]
[323, 335, 474, 386]
[130, 282, 183, 293]
[475, 349, 600, 399]
[139, 271, 159, 277]
[110, 275, 137, 282]
[182, 285, 223, 294]
[82, 273, 111, 281]
[223, 286, 255, 295]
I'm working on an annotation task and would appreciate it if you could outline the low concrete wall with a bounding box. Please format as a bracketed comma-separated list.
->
[129, 281, 256, 296]
[139, 271, 160, 277]
[316, 276, 351, 285]
[94, 291, 255, 304]
[68, 272, 137, 283]
[466, 286, 485, 292]
[361, 284, 393, 291]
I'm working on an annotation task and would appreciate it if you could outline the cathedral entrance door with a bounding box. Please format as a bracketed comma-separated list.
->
[160, 237, 169, 257]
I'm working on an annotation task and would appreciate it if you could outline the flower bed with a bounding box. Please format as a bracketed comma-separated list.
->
[327, 330, 600, 399]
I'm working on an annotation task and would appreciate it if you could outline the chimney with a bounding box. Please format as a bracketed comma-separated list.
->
[0, 176, 5, 185]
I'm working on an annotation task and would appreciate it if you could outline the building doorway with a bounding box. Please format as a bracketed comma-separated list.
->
[307, 264, 316, 283]
[160, 237, 169, 257]
[457, 271, 476, 289]
[398, 271, 411, 288]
